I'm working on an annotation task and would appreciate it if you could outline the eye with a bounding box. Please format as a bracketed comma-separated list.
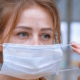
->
[41, 34, 51, 40]
[17, 32, 28, 37]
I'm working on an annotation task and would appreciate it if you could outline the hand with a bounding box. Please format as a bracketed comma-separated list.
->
[71, 42, 80, 68]
[78, 76, 80, 80]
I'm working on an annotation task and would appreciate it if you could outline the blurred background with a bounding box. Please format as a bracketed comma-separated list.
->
[48, 0, 80, 80]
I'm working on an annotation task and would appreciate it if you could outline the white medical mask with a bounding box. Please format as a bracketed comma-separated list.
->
[0, 43, 63, 79]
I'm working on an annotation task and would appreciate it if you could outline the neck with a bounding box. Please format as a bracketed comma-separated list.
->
[0, 75, 40, 80]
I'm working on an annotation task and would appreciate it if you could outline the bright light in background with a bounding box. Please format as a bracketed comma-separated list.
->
[61, 22, 68, 44]
[70, 22, 80, 62]
[61, 22, 80, 66]
[70, 22, 80, 43]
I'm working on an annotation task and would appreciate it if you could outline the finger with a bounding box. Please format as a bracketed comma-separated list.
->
[71, 41, 77, 44]
[72, 47, 80, 54]
[71, 43, 80, 48]
[71, 42, 77, 47]
[78, 76, 80, 80]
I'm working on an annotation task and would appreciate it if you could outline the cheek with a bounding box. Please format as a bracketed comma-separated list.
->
[51, 36, 54, 44]
[1, 35, 10, 43]
[46, 37, 54, 45]
[50, 38, 54, 44]
[0, 33, 8, 43]
[8, 35, 29, 44]
[9, 36, 20, 43]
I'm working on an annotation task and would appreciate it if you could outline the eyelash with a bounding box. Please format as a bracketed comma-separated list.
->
[42, 34, 51, 39]
[16, 32, 51, 40]
[17, 32, 28, 37]
[45, 34, 50, 37]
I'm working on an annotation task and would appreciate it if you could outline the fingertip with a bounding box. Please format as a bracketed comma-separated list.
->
[78, 76, 80, 80]
[72, 47, 76, 51]
[71, 43, 76, 45]
[71, 41, 77, 44]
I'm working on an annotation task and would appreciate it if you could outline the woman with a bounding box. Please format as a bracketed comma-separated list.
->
[0, 0, 60, 80]
[0, 0, 79, 80]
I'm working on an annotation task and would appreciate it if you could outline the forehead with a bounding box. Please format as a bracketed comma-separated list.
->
[21, 5, 51, 19]
[16, 5, 54, 30]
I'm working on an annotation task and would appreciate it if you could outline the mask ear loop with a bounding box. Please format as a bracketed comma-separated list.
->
[59, 44, 79, 73]
[60, 44, 71, 47]
[59, 67, 79, 72]
[59, 44, 71, 52]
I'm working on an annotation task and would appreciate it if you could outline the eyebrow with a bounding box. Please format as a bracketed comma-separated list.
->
[16, 26, 53, 31]
[41, 28, 53, 31]
[16, 26, 32, 30]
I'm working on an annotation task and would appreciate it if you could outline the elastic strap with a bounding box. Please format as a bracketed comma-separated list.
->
[59, 67, 79, 72]
[60, 44, 71, 47]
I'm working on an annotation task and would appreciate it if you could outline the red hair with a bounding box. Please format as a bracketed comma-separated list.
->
[0, 0, 61, 44]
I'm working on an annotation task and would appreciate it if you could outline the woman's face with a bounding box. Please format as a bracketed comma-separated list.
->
[4, 5, 54, 45]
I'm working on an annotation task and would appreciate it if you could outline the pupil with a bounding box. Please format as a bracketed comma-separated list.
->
[43, 34, 49, 39]
[44, 35, 48, 38]
[20, 33, 26, 37]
